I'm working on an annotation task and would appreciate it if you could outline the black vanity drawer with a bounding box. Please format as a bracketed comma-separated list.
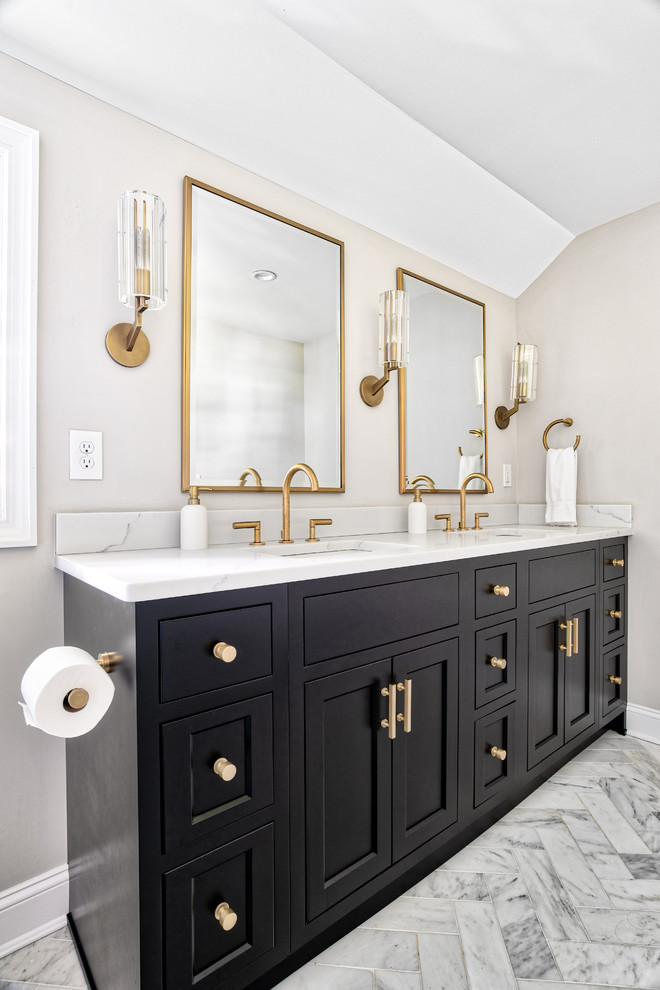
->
[603, 543, 626, 582]
[161, 695, 274, 851]
[302, 573, 459, 664]
[474, 620, 516, 710]
[528, 549, 596, 604]
[163, 824, 276, 990]
[474, 563, 517, 618]
[474, 702, 517, 808]
[603, 584, 625, 646]
[159, 604, 272, 702]
[602, 645, 627, 718]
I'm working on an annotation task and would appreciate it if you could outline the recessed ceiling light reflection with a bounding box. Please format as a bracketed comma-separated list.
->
[251, 269, 278, 281]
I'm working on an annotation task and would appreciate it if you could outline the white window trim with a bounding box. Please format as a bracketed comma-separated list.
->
[0, 116, 38, 548]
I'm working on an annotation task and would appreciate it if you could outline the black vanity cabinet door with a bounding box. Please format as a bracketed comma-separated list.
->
[528, 596, 596, 769]
[528, 604, 566, 769]
[564, 595, 596, 745]
[391, 640, 459, 861]
[304, 659, 393, 921]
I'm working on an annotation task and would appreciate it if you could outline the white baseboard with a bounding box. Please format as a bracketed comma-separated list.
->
[0, 864, 69, 960]
[626, 703, 660, 745]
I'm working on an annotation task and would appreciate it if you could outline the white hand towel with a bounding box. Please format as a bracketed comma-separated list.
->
[458, 454, 482, 490]
[545, 447, 577, 525]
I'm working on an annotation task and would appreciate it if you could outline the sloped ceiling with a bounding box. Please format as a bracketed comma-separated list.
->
[1, 0, 659, 296]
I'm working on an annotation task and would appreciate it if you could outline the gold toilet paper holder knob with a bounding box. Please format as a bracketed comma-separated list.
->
[63, 652, 121, 712]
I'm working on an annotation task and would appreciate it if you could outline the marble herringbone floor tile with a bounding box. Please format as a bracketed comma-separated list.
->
[12, 732, 660, 990]
[0, 938, 85, 989]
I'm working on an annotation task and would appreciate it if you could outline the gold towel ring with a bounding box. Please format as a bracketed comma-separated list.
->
[543, 418, 580, 451]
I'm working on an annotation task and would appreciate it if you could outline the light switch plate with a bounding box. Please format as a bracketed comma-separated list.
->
[503, 463, 512, 488]
[70, 430, 103, 480]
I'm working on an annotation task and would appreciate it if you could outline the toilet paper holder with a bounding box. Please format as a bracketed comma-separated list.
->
[63, 652, 120, 713]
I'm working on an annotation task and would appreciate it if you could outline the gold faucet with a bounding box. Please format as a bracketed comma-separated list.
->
[239, 467, 263, 488]
[458, 472, 494, 531]
[280, 463, 319, 543]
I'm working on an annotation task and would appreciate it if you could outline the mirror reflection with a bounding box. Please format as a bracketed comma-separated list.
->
[397, 268, 487, 493]
[183, 177, 344, 492]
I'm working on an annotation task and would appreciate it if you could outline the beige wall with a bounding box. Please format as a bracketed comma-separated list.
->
[516, 201, 660, 710]
[0, 53, 518, 890]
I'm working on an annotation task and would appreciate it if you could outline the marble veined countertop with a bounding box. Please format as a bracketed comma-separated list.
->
[55, 522, 631, 603]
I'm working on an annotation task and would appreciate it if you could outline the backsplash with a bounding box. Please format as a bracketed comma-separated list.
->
[54, 503, 630, 556]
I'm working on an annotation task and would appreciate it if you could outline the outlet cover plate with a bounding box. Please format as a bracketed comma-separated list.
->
[69, 430, 103, 480]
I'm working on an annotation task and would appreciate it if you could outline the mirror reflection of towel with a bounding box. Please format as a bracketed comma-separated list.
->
[458, 454, 482, 490]
[545, 447, 577, 525]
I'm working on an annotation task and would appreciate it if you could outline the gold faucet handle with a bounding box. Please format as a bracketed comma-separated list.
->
[232, 521, 265, 546]
[473, 512, 489, 530]
[307, 518, 333, 542]
[434, 514, 453, 533]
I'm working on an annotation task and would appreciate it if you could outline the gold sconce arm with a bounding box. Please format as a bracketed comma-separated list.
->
[360, 363, 396, 407]
[494, 397, 520, 430]
[106, 296, 151, 367]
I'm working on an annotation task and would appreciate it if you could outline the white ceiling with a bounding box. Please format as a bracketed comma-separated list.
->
[1, 0, 658, 296]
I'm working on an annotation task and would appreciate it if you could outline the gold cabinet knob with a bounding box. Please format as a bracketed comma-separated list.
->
[488, 657, 507, 669]
[492, 585, 510, 597]
[608, 675, 623, 685]
[608, 610, 622, 619]
[213, 757, 237, 781]
[610, 558, 625, 567]
[489, 745, 507, 761]
[213, 642, 237, 663]
[214, 902, 238, 931]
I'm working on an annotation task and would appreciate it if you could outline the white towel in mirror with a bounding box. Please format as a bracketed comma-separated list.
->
[458, 454, 482, 490]
[545, 447, 577, 525]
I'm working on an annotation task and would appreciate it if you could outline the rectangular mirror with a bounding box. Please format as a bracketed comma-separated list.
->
[183, 177, 344, 492]
[397, 268, 488, 493]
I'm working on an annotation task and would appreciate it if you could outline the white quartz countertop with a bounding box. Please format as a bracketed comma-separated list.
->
[54, 523, 631, 603]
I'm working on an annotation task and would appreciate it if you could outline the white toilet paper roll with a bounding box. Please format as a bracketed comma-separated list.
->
[20, 646, 115, 738]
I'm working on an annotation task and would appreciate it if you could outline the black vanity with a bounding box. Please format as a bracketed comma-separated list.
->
[62, 536, 628, 990]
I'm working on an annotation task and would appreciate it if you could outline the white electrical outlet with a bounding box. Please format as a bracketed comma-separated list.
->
[503, 463, 512, 488]
[70, 430, 103, 480]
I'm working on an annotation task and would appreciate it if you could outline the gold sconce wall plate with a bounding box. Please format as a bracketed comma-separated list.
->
[105, 314, 150, 367]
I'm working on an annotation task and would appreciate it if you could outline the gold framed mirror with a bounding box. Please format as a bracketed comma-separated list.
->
[397, 268, 488, 494]
[182, 176, 345, 492]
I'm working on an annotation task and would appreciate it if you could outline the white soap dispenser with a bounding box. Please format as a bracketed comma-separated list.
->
[181, 486, 208, 550]
[408, 487, 427, 534]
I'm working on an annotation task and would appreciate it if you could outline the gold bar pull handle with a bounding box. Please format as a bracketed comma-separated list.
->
[609, 675, 623, 685]
[559, 621, 573, 658]
[489, 657, 507, 669]
[572, 616, 579, 655]
[397, 678, 412, 733]
[380, 684, 397, 740]
[608, 609, 622, 619]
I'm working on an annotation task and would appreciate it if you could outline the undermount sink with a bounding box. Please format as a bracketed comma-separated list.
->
[259, 538, 412, 557]
[484, 526, 558, 538]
